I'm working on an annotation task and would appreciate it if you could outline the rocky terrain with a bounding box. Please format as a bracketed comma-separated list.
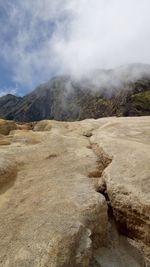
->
[0, 65, 150, 122]
[0, 117, 150, 267]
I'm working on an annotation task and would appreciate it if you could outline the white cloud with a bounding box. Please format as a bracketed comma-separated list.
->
[1, 0, 150, 91]
[0, 85, 18, 97]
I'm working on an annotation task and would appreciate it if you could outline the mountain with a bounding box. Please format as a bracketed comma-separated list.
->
[0, 64, 150, 122]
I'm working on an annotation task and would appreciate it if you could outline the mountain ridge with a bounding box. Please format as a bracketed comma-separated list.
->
[0, 64, 150, 122]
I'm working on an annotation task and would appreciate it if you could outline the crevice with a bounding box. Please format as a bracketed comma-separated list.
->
[88, 140, 147, 267]
[89, 141, 113, 216]
[97, 179, 114, 218]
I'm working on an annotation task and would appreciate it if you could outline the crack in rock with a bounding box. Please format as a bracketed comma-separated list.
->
[89, 141, 147, 267]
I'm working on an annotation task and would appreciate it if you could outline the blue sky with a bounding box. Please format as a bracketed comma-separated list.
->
[0, 0, 62, 96]
[0, 0, 150, 96]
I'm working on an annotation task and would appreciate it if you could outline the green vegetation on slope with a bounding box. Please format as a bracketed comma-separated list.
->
[131, 91, 150, 110]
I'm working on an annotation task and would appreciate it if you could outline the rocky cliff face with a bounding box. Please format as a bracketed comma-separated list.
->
[0, 117, 149, 266]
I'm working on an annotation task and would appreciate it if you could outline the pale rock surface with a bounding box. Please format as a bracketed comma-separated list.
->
[90, 116, 150, 264]
[0, 119, 107, 267]
[0, 119, 17, 135]
[0, 116, 149, 267]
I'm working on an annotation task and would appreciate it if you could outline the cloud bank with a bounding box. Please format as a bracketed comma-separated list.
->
[1, 0, 150, 92]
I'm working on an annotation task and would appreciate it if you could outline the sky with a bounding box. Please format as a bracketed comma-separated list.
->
[0, 0, 150, 96]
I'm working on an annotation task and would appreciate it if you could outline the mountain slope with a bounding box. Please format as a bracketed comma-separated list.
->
[0, 66, 150, 122]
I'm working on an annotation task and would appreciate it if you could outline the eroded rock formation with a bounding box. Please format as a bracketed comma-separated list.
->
[0, 117, 149, 266]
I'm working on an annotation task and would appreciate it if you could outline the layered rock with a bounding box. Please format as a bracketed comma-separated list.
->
[0, 116, 149, 266]
[91, 116, 150, 263]
[0, 119, 17, 135]
[0, 119, 107, 267]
